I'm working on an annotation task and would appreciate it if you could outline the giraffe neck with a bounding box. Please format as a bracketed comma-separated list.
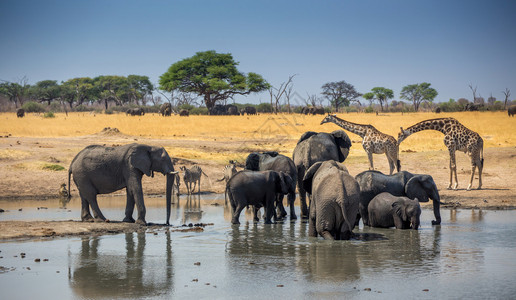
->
[404, 118, 454, 136]
[326, 115, 369, 137]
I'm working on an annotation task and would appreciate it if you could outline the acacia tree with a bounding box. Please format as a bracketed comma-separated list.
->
[363, 87, 394, 112]
[321, 80, 362, 112]
[31, 80, 61, 105]
[159, 50, 269, 112]
[0, 78, 30, 108]
[400, 82, 438, 111]
[62, 77, 96, 108]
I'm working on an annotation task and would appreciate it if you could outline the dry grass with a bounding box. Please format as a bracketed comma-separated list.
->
[1, 111, 514, 161]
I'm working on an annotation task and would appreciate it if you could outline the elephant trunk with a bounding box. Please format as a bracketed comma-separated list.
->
[411, 216, 420, 230]
[431, 191, 441, 225]
[166, 173, 174, 225]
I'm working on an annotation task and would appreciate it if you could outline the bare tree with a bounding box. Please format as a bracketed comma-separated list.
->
[502, 88, 511, 109]
[269, 74, 296, 114]
[487, 93, 496, 106]
[284, 84, 294, 113]
[306, 93, 324, 107]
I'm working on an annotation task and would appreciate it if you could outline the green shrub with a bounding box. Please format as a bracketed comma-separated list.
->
[364, 106, 374, 113]
[43, 111, 55, 118]
[74, 105, 94, 112]
[42, 164, 65, 171]
[104, 108, 114, 114]
[22, 101, 46, 113]
[190, 107, 209, 115]
[256, 103, 272, 113]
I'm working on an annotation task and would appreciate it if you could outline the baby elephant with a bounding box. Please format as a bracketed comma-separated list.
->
[368, 192, 421, 230]
[227, 170, 294, 224]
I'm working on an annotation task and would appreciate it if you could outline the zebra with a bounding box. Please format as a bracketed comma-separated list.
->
[217, 162, 238, 184]
[217, 162, 238, 205]
[180, 165, 208, 195]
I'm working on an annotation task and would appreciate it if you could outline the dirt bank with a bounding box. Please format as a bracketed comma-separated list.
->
[0, 132, 514, 240]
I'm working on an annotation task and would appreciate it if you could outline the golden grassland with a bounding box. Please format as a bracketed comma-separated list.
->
[1, 111, 515, 163]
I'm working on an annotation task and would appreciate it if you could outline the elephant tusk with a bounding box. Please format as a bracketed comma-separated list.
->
[169, 171, 179, 175]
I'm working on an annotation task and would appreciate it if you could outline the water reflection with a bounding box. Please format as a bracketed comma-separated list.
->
[182, 194, 203, 224]
[68, 231, 173, 298]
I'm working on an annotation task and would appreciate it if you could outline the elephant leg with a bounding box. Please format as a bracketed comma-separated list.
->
[128, 177, 146, 225]
[276, 194, 287, 219]
[264, 195, 275, 224]
[89, 195, 107, 222]
[80, 194, 94, 222]
[308, 200, 317, 237]
[297, 170, 309, 218]
[123, 188, 136, 223]
[359, 202, 369, 226]
[253, 206, 259, 222]
[288, 192, 297, 220]
[232, 203, 245, 224]
[339, 222, 352, 240]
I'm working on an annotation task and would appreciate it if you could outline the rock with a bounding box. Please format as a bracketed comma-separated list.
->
[194, 262, 201, 266]
[364, 288, 371, 291]
[34, 258, 41, 262]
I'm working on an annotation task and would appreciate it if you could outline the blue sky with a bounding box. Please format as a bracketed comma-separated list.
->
[1, 0, 515, 105]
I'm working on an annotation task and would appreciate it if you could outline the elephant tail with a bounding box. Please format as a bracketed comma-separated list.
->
[67, 167, 72, 200]
[396, 159, 401, 172]
[226, 185, 235, 212]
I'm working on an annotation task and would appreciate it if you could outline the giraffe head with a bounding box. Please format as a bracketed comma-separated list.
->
[398, 127, 411, 143]
[320, 114, 336, 125]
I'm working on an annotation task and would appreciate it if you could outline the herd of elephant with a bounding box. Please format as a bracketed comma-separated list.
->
[67, 121, 441, 241]
[222, 130, 441, 240]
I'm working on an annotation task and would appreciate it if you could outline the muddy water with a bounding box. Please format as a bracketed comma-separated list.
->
[1, 195, 515, 299]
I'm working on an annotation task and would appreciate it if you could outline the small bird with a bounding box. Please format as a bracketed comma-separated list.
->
[59, 183, 68, 198]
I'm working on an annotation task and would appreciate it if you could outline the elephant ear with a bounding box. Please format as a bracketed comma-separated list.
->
[392, 200, 407, 221]
[130, 146, 152, 177]
[405, 176, 429, 202]
[331, 130, 352, 162]
[302, 161, 323, 194]
[277, 172, 289, 194]
[297, 131, 318, 145]
[245, 153, 260, 171]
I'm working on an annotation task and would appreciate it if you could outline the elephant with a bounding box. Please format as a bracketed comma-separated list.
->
[16, 108, 25, 118]
[179, 109, 189, 116]
[302, 160, 360, 240]
[68, 143, 178, 225]
[126, 108, 145, 116]
[292, 130, 352, 217]
[226, 170, 295, 224]
[508, 105, 516, 117]
[242, 106, 257, 115]
[160, 103, 172, 116]
[355, 170, 442, 226]
[227, 105, 239, 115]
[368, 192, 421, 230]
[245, 151, 297, 219]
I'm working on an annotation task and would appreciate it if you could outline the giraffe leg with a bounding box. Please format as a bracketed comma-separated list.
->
[448, 149, 458, 190]
[467, 157, 476, 191]
[386, 154, 395, 175]
[367, 151, 374, 171]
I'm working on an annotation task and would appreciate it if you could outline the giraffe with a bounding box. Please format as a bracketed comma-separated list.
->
[397, 118, 483, 190]
[321, 114, 400, 174]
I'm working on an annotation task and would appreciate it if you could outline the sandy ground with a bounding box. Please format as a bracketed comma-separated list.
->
[0, 129, 515, 240]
